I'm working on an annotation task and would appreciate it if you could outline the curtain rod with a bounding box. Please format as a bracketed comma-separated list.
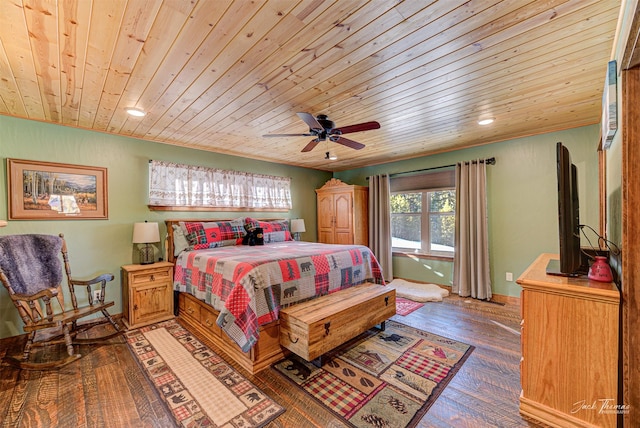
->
[382, 156, 496, 179]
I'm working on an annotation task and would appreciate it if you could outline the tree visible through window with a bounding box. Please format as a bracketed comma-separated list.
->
[391, 189, 455, 255]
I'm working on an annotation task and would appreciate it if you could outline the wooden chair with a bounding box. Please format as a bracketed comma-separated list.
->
[0, 233, 122, 370]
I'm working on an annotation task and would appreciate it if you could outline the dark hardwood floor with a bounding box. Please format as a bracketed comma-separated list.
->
[0, 295, 541, 427]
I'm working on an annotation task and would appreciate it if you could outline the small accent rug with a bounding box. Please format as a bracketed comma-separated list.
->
[126, 320, 285, 427]
[396, 297, 425, 316]
[273, 320, 473, 428]
[388, 278, 450, 302]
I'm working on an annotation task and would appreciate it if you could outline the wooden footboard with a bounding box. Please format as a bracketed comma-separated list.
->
[178, 292, 288, 375]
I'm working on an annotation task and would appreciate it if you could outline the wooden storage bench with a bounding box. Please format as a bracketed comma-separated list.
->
[279, 283, 396, 363]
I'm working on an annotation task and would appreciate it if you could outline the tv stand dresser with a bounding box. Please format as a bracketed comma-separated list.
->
[517, 253, 620, 428]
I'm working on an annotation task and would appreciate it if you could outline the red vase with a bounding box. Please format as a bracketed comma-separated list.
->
[588, 256, 614, 282]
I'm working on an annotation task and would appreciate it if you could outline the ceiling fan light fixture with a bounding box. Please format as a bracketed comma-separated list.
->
[325, 151, 338, 161]
[126, 107, 146, 117]
[478, 117, 494, 126]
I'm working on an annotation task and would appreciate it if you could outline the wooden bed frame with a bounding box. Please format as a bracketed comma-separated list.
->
[165, 218, 289, 374]
[166, 218, 392, 375]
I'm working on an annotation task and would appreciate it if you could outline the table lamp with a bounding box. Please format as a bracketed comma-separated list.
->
[290, 219, 306, 241]
[132, 221, 160, 264]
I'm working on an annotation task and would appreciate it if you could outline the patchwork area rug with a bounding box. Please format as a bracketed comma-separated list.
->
[396, 297, 425, 316]
[126, 320, 285, 427]
[388, 278, 450, 302]
[273, 320, 473, 428]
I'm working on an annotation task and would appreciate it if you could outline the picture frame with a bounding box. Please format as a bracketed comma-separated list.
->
[7, 159, 108, 220]
[602, 60, 617, 150]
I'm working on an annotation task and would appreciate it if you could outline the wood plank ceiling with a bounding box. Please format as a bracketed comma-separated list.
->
[0, 0, 621, 172]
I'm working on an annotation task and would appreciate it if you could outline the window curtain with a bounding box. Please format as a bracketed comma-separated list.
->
[148, 160, 292, 209]
[453, 160, 491, 299]
[368, 174, 393, 282]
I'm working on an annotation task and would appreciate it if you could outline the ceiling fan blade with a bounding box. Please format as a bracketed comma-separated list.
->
[262, 133, 313, 137]
[297, 112, 323, 131]
[333, 121, 380, 135]
[331, 135, 365, 150]
[301, 138, 321, 152]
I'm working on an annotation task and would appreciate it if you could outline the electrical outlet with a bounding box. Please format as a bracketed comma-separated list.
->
[93, 290, 101, 302]
[506, 272, 513, 282]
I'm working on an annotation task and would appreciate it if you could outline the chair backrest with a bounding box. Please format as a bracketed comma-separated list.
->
[0, 234, 64, 296]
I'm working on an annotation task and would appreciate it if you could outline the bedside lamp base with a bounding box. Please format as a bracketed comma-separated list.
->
[139, 244, 155, 265]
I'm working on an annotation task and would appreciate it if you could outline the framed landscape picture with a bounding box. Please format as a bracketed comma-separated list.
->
[7, 159, 108, 220]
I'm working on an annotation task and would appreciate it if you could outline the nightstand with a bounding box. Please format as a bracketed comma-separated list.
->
[121, 261, 174, 329]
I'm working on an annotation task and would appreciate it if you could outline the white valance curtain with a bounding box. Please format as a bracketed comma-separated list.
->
[148, 160, 292, 210]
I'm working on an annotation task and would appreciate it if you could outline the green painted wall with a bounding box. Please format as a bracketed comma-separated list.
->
[392, 257, 454, 287]
[336, 125, 601, 297]
[0, 113, 602, 338]
[0, 115, 331, 339]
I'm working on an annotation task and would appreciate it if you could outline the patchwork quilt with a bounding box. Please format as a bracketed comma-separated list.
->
[174, 241, 385, 352]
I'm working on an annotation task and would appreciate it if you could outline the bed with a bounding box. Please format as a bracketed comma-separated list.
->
[165, 218, 385, 374]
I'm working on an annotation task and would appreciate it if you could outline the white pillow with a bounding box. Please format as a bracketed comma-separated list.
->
[172, 224, 190, 256]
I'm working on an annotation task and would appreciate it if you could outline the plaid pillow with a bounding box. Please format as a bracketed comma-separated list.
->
[244, 218, 293, 243]
[180, 219, 245, 250]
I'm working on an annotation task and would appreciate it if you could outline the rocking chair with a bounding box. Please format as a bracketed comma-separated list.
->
[0, 233, 122, 370]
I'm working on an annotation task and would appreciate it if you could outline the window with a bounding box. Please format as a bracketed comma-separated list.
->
[390, 169, 456, 257]
[391, 190, 455, 256]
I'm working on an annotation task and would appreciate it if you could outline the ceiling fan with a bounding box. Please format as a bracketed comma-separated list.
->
[263, 112, 380, 152]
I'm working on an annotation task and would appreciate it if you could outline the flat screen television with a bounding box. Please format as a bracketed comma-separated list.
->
[546, 142, 588, 276]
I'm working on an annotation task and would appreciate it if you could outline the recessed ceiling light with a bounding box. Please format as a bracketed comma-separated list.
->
[478, 118, 494, 125]
[126, 107, 146, 117]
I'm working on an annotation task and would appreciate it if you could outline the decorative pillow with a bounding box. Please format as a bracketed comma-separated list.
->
[242, 227, 264, 246]
[242, 222, 254, 245]
[244, 218, 293, 243]
[180, 218, 245, 250]
[172, 224, 190, 256]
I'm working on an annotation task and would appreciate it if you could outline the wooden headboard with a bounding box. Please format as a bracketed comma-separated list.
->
[164, 218, 287, 263]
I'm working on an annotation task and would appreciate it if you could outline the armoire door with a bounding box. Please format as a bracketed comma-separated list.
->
[333, 192, 354, 244]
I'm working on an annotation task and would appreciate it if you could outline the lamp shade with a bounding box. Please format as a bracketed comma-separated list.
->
[290, 219, 306, 233]
[0, 220, 7, 227]
[132, 222, 160, 244]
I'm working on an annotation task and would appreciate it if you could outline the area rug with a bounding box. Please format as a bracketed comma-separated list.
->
[272, 320, 473, 428]
[126, 320, 285, 427]
[388, 278, 450, 302]
[396, 297, 425, 316]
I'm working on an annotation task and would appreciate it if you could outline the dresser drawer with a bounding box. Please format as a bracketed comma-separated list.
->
[182, 294, 201, 321]
[129, 267, 171, 285]
[200, 305, 222, 337]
